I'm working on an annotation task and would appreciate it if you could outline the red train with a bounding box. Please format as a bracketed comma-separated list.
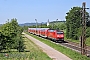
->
[28, 28, 64, 42]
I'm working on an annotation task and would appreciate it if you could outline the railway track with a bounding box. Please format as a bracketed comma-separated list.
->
[58, 40, 90, 57]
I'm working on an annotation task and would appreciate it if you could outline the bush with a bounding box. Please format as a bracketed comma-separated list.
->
[0, 19, 25, 52]
[16, 36, 25, 52]
[86, 27, 90, 37]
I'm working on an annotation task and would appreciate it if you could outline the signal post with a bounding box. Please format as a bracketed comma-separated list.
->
[81, 2, 89, 55]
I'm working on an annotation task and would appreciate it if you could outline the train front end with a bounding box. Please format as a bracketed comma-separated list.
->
[56, 31, 64, 41]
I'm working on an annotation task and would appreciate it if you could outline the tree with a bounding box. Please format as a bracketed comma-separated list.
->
[16, 36, 25, 52]
[65, 7, 89, 40]
[59, 23, 66, 30]
[0, 32, 5, 51]
[1, 20, 13, 51]
[9, 18, 24, 52]
[0, 18, 25, 52]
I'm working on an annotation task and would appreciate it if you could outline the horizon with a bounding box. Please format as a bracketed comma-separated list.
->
[0, 20, 66, 24]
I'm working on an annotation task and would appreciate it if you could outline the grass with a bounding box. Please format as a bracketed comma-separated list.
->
[63, 31, 79, 44]
[63, 29, 90, 46]
[24, 35, 52, 60]
[86, 37, 90, 46]
[0, 35, 52, 60]
[26, 32, 90, 60]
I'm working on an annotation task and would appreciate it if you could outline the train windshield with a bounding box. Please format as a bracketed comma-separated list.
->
[57, 32, 63, 34]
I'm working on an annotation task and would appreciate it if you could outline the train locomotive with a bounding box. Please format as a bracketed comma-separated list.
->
[28, 28, 64, 42]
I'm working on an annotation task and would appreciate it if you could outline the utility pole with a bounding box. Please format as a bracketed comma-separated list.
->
[35, 19, 37, 28]
[56, 19, 58, 29]
[35, 19, 37, 34]
[52, 21, 54, 29]
[81, 2, 89, 55]
[41, 22, 42, 28]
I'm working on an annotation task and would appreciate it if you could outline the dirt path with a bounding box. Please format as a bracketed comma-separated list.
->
[23, 33, 72, 60]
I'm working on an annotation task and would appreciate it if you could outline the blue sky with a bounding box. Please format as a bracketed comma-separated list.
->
[0, 0, 90, 24]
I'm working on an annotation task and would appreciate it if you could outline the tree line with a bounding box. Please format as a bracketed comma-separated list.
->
[65, 7, 90, 40]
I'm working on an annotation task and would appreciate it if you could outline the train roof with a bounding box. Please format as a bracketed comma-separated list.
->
[28, 28, 49, 30]
[48, 29, 63, 32]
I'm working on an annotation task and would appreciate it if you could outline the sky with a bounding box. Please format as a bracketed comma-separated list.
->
[0, 0, 90, 24]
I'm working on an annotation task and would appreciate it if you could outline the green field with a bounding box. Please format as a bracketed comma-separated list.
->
[0, 35, 52, 60]
[26, 32, 90, 60]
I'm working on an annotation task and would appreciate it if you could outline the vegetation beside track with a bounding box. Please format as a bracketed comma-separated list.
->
[0, 35, 52, 60]
[64, 32, 90, 46]
[26, 32, 90, 60]
[63, 29, 90, 46]
[86, 37, 90, 46]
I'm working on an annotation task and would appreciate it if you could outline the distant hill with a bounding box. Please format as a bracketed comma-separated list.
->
[19, 22, 47, 26]
[19, 23, 35, 26]
[0, 24, 2, 26]
[50, 21, 66, 23]
[19, 21, 65, 27]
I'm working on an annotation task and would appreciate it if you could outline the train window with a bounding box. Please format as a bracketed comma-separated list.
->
[48, 30, 54, 32]
[57, 32, 63, 34]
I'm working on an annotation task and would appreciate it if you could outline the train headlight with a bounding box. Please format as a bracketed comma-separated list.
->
[60, 35, 64, 37]
[57, 35, 64, 37]
[57, 35, 60, 37]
